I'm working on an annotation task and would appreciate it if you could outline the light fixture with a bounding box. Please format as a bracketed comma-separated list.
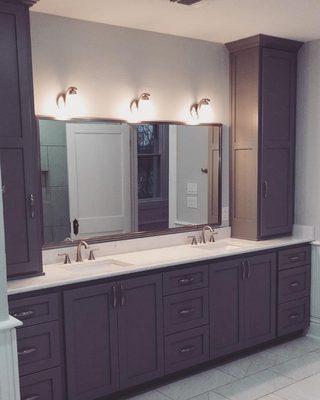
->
[190, 98, 211, 122]
[130, 93, 151, 122]
[56, 86, 78, 109]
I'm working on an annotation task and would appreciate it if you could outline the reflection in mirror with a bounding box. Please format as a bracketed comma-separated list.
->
[39, 119, 222, 245]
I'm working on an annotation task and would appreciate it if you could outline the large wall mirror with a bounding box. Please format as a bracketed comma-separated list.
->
[39, 119, 222, 247]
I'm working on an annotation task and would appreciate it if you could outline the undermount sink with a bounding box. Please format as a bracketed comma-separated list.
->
[193, 242, 242, 252]
[61, 258, 132, 273]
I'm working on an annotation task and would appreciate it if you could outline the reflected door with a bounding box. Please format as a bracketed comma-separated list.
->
[66, 123, 131, 239]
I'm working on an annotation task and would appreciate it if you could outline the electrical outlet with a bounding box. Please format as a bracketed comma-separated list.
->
[187, 183, 198, 195]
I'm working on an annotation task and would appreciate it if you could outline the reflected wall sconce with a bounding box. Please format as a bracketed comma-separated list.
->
[190, 98, 211, 122]
[56, 86, 78, 109]
[130, 92, 151, 115]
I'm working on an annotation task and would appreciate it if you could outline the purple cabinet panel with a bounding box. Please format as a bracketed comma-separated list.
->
[64, 283, 119, 400]
[117, 274, 164, 389]
[0, 1, 42, 278]
[20, 367, 63, 400]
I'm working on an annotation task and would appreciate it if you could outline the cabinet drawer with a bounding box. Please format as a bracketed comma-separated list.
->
[163, 265, 208, 295]
[278, 265, 311, 303]
[278, 297, 310, 337]
[164, 289, 209, 335]
[278, 245, 311, 270]
[17, 321, 61, 376]
[165, 326, 209, 374]
[9, 293, 59, 327]
[20, 367, 63, 400]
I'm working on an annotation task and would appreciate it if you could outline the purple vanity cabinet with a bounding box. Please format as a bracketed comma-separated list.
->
[64, 274, 164, 399]
[210, 252, 277, 358]
[0, 0, 42, 279]
[64, 283, 119, 400]
[117, 274, 164, 389]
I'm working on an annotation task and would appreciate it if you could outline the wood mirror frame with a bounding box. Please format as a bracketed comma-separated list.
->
[37, 117, 223, 250]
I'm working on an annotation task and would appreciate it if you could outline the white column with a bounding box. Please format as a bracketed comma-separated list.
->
[0, 172, 22, 400]
[309, 241, 320, 338]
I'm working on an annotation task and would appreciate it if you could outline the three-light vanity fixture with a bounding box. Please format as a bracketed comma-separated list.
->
[55, 87, 213, 123]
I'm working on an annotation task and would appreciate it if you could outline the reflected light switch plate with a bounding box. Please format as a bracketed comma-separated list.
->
[187, 183, 198, 195]
[187, 196, 198, 209]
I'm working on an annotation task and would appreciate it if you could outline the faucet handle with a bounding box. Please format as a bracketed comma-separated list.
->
[58, 253, 71, 264]
[88, 248, 98, 261]
[209, 231, 218, 243]
[188, 236, 198, 246]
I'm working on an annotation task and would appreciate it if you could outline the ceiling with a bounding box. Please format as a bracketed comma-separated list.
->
[32, 0, 320, 44]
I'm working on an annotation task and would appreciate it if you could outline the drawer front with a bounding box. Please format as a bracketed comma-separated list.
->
[163, 265, 208, 296]
[164, 288, 209, 335]
[278, 265, 311, 303]
[278, 245, 311, 271]
[278, 297, 310, 337]
[20, 367, 63, 400]
[9, 293, 59, 327]
[165, 326, 209, 374]
[17, 321, 61, 376]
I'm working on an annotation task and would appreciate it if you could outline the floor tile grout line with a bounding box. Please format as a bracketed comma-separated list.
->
[155, 389, 176, 400]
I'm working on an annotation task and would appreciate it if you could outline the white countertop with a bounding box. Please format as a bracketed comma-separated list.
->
[7, 235, 313, 296]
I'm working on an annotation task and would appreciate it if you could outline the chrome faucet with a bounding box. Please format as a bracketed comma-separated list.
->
[201, 225, 216, 244]
[76, 241, 89, 262]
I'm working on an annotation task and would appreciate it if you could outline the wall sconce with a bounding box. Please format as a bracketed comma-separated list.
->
[129, 93, 151, 122]
[56, 86, 78, 110]
[190, 98, 212, 123]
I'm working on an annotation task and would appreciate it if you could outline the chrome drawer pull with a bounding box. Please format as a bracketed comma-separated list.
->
[120, 284, 125, 307]
[289, 256, 300, 261]
[23, 395, 40, 400]
[290, 281, 299, 288]
[289, 313, 299, 320]
[179, 308, 194, 316]
[18, 348, 37, 357]
[178, 277, 195, 286]
[13, 310, 35, 319]
[179, 345, 195, 354]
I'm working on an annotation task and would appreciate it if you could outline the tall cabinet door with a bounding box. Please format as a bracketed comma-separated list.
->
[64, 283, 119, 400]
[243, 253, 277, 347]
[260, 49, 297, 237]
[210, 258, 244, 358]
[0, 1, 42, 278]
[117, 274, 164, 389]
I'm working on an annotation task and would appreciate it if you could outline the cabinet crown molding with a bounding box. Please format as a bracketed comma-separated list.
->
[1, 0, 39, 7]
[225, 34, 304, 53]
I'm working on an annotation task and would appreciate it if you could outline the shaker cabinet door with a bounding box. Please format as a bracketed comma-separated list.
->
[243, 253, 277, 346]
[0, 2, 42, 278]
[260, 48, 296, 237]
[117, 274, 164, 389]
[64, 283, 119, 400]
[210, 258, 244, 358]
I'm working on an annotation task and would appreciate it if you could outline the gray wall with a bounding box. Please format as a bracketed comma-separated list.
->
[39, 120, 70, 243]
[295, 41, 320, 239]
[30, 12, 230, 221]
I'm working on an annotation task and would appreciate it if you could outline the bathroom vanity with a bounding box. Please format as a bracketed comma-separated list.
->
[8, 238, 312, 400]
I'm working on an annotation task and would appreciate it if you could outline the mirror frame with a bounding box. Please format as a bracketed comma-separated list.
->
[37, 116, 223, 250]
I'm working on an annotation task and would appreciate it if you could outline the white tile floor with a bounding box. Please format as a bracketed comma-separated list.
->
[125, 336, 320, 400]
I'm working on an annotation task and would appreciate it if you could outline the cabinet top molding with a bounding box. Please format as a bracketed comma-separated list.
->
[1, 0, 39, 7]
[225, 34, 304, 53]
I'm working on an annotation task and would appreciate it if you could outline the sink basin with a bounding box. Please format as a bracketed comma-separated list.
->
[193, 242, 242, 252]
[61, 258, 132, 273]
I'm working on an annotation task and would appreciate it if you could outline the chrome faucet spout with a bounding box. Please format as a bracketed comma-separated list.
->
[201, 225, 215, 244]
[76, 241, 89, 262]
